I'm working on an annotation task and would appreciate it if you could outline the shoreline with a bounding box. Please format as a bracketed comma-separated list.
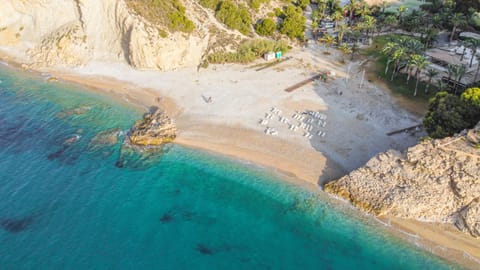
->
[1, 50, 479, 269]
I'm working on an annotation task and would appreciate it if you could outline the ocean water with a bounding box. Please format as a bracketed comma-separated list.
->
[0, 65, 461, 270]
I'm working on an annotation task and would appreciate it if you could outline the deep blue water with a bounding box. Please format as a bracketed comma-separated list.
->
[0, 65, 461, 269]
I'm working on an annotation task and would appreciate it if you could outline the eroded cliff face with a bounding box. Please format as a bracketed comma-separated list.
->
[325, 123, 480, 238]
[0, 0, 209, 70]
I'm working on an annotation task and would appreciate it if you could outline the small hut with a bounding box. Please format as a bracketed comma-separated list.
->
[264, 52, 275, 61]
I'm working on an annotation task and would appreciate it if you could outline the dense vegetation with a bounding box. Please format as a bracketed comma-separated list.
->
[424, 88, 480, 138]
[126, 0, 194, 33]
[207, 39, 289, 64]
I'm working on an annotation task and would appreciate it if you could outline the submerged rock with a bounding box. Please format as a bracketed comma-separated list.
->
[57, 106, 91, 118]
[128, 109, 176, 146]
[0, 216, 34, 233]
[324, 123, 480, 238]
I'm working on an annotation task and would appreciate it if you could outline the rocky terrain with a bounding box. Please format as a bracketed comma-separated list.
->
[128, 109, 176, 146]
[0, 0, 288, 71]
[325, 123, 480, 238]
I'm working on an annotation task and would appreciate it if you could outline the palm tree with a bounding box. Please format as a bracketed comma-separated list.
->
[422, 28, 439, 48]
[355, 2, 371, 19]
[382, 41, 397, 74]
[384, 15, 398, 31]
[337, 23, 348, 45]
[411, 55, 429, 96]
[332, 10, 344, 31]
[319, 33, 336, 52]
[449, 13, 467, 43]
[425, 68, 438, 93]
[451, 64, 467, 94]
[339, 43, 352, 61]
[345, 0, 357, 25]
[362, 15, 376, 39]
[391, 46, 406, 81]
[318, 0, 328, 16]
[397, 5, 407, 24]
[468, 39, 480, 68]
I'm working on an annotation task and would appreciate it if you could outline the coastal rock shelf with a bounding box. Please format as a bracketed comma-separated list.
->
[128, 109, 176, 146]
[324, 123, 480, 238]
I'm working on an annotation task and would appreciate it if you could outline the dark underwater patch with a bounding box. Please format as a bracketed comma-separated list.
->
[195, 244, 214, 255]
[0, 216, 34, 233]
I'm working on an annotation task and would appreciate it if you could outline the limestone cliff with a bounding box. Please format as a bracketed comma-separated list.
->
[0, 0, 209, 70]
[325, 123, 480, 238]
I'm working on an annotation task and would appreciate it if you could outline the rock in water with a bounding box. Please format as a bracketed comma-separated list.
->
[324, 122, 480, 238]
[128, 109, 176, 146]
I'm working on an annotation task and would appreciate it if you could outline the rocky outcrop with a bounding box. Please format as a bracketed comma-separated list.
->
[0, 0, 209, 70]
[325, 123, 480, 237]
[128, 109, 176, 146]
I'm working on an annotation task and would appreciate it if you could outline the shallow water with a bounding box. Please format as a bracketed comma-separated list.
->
[0, 65, 461, 269]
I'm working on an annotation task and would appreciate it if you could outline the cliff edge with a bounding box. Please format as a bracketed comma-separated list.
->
[325, 123, 480, 238]
[0, 0, 210, 70]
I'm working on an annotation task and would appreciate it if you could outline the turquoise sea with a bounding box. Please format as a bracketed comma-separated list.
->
[0, 64, 461, 269]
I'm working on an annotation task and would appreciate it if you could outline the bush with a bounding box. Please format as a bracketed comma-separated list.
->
[279, 5, 305, 40]
[248, 0, 270, 10]
[126, 0, 195, 33]
[423, 90, 480, 139]
[207, 39, 289, 64]
[215, 1, 252, 35]
[255, 18, 277, 36]
[296, 0, 310, 10]
[199, 0, 221, 9]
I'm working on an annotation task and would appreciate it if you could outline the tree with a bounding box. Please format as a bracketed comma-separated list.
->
[319, 33, 336, 52]
[337, 23, 348, 45]
[384, 15, 398, 31]
[397, 5, 407, 25]
[449, 13, 467, 42]
[331, 10, 344, 31]
[297, 0, 310, 10]
[425, 68, 439, 93]
[410, 54, 429, 96]
[255, 18, 276, 36]
[382, 41, 397, 75]
[423, 92, 470, 138]
[451, 64, 468, 94]
[390, 45, 406, 80]
[339, 43, 352, 61]
[345, 0, 357, 25]
[422, 28, 439, 48]
[467, 39, 480, 68]
[362, 15, 376, 39]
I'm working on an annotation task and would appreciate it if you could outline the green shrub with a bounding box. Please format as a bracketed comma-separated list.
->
[207, 39, 289, 64]
[255, 18, 277, 36]
[248, 0, 270, 10]
[296, 0, 310, 10]
[279, 5, 305, 40]
[126, 0, 195, 33]
[216, 1, 252, 35]
[423, 90, 480, 138]
[199, 0, 221, 9]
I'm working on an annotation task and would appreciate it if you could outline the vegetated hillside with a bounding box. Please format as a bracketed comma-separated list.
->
[126, 0, 195, 34]
[0, 0, 306, 70]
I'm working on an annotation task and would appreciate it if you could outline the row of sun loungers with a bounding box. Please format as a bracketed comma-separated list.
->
[270, 107, 282, 115]
[259, 108, 328, 139]
[264, 127, 278, 136]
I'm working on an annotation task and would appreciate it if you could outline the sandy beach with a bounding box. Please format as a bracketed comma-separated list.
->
[1, 43, 479, 268]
